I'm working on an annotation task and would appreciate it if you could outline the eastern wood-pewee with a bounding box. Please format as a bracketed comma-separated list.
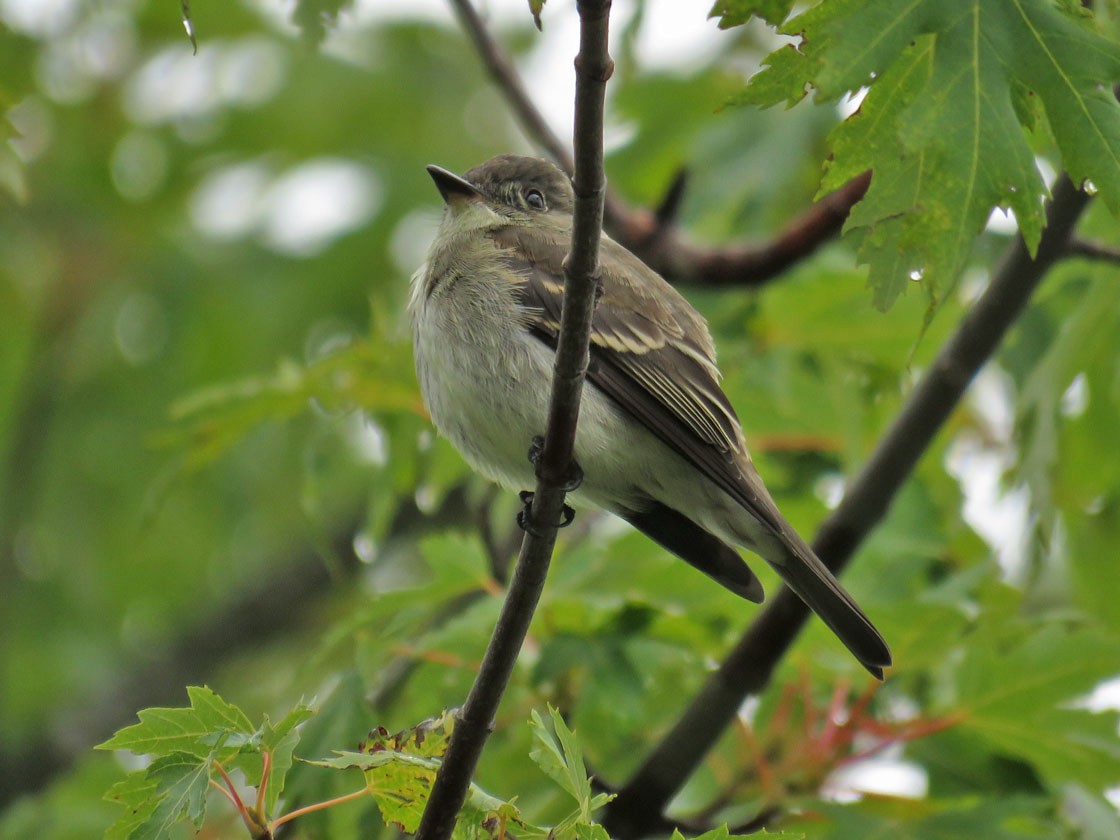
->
[409, 154, 891, 677]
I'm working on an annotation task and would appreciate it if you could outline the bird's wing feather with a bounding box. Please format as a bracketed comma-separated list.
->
[490, 225, 784, 536]
[490, 224, 893, 675]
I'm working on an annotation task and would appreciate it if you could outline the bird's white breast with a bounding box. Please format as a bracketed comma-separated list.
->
[410, 260, 551, 490]
[409, 257, 649, 508]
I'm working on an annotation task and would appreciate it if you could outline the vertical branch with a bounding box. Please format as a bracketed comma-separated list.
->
[540, 0, 613, 484]
[413, 5, 613, 840]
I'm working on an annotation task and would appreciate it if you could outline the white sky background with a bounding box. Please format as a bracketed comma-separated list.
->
[251, 0, 732, 142]
[2, 0, 735, 255]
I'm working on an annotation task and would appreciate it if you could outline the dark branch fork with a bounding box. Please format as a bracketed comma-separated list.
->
[447, 0, 870, 288]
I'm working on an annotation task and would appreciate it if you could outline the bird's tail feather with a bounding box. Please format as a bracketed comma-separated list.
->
[764, 526, 892, 678]
[617, 499, 891, 678]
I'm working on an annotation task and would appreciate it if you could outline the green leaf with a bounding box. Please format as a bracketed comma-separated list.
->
[1014, 276, 1120, 523]
[261, 704, 315, 813]
[160, 338, 418, 471]
[310, 711, 522, 837]
[96, 686, 254, 760]
[230, 702, 315, 815]
[529, 0, 546, 30]
[145, 753, 212, 832]
[313, 744, 443, 833]
[574, 825, 612, 840]
[309, 711, 620, 840]
[528, 706, 613, 831]
[709, 1, 795, 28]
[312, 747, 516, 835]
[953, 624, 1120, 787]
[103, 754, 216, 840]
[103, 777, 161, 840]
[736, 0, 1120, 309]
[98, 689, 293, 838]
[675, 828, 729, 840]
[529, 707, 590, 814]
[1010, 0, 1120, 213]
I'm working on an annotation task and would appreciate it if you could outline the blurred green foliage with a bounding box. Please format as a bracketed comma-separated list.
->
[2, 1, 1120, 838]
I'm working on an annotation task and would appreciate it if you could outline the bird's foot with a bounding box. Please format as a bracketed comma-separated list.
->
[527, 435, 584, 492]
[517, 490, 576, 537]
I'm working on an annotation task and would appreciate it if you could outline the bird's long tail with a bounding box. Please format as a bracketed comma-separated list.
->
[761, 525, 892, 678]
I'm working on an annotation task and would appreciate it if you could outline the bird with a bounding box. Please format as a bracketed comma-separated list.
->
[408, 153, 891, 677]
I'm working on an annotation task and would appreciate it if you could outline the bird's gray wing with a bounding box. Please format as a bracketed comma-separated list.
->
[491, 224, 784, 536]
[491, 225, 893, 675]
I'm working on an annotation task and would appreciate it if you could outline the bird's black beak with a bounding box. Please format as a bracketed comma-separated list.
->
[427, 165, 483, 205]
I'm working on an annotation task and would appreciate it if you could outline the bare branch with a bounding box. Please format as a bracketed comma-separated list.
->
[601, 174, 1093, 839]
[448, 0, 867, 288]
[414, 5, 614, 839]
[448, 0, 573, 174]
[1065, 236, 1120, 264]
[622, 170, 871, 288]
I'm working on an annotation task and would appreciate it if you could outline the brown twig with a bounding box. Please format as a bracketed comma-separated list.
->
[1065, 236, 1120, 264]
[447, 0, 573, 174]
[447, 0, 868, 288]
[601, 174, 1093, 838]
[623, 170, 872, 288]
[413, 5, 614, 839]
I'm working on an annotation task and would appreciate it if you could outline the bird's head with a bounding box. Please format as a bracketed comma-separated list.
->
[427, 154, 574, 232]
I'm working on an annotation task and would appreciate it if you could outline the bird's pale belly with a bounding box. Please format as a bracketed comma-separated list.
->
[409, 281, 757, 547]
[413, 308, 649, 509]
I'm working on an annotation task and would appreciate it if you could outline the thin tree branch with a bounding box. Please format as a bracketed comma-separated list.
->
[447, 0, 867, 288]
[601, 174, 1093, 839]
[1065, 236, 1120, 264]
[626, 170, 872, 288]
[447, 0, 573, 174]
[413, 5, 614, 839]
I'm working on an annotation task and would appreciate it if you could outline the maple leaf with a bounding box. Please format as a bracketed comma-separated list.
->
[728, 0, 1120, 309]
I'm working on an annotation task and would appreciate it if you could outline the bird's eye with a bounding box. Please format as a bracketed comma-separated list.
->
[525, 189, 546, 210]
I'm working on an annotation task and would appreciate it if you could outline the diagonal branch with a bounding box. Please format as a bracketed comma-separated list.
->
[447, 0, 573, 175]
[623, 169, 871, 287]
[600, 174, 1093, 839]
[1065, 236, 1120, 264]
[447, 0, 868, 288]
[413, 5, 614, 839]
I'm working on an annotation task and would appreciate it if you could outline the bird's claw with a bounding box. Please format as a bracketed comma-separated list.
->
[517, 490, 576, 536]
